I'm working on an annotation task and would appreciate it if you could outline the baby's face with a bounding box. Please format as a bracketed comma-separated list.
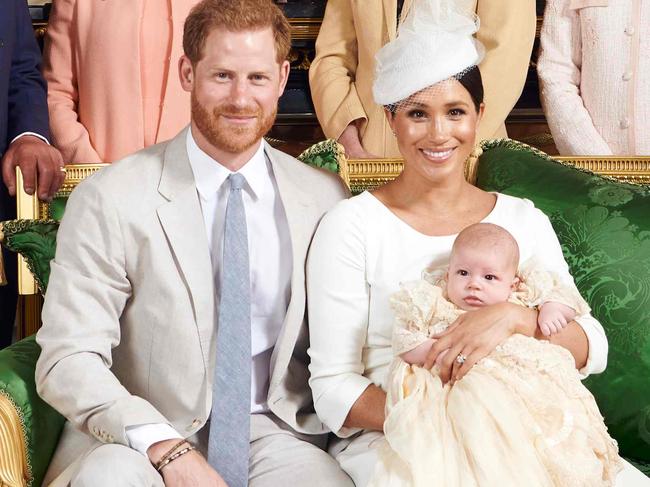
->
[446, 245, 518, 311]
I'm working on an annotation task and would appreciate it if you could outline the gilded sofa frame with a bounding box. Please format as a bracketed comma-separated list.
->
[343, 155, 650, 194]
[1, 148, 650, 487]
[13, 164, 107, 340]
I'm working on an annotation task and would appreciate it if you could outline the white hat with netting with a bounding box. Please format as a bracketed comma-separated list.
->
[373, 0, 485, 112]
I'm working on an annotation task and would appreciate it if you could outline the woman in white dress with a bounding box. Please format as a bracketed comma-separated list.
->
[306, 0, 650, 485]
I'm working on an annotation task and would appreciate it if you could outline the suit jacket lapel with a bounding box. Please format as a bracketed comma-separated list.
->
[156, 128, 214, 370]
[266, 146, 315, 395]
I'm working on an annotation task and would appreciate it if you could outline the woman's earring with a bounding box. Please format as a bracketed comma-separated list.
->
[464, 144, 483, 184]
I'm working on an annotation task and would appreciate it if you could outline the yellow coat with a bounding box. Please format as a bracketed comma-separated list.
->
[309, 0, 537, 157]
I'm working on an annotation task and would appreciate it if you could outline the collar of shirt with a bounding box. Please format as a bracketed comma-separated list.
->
[186, 128, 270, 201]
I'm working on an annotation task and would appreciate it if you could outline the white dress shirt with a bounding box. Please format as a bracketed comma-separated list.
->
[126, 129, 292, 455]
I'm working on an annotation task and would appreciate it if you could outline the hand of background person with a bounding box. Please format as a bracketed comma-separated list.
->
[538, 301, 576, 336]
[338, 121, 379, 159]
[423, 302, 537, 384]
[1, 135, 65, 201]
[148, 439, 228, 487]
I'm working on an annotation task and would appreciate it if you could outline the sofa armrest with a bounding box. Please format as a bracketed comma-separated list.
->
[0, 336, 66, 487]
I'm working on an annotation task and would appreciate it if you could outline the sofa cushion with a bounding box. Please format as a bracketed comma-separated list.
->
[0, 335, 65, 487]
[476, 139, 650, 465]
[0, 219, 59, 295]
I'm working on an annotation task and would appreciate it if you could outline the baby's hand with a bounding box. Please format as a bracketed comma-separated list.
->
[537, 301, 577, 336]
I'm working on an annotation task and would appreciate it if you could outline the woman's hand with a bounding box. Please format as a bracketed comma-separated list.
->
[423, 302, 537, 384]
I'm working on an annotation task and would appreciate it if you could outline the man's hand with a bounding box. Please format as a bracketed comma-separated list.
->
[147, 439, 228, 486]
[538, 301, 576, 336]
[338, 122, 379, 159]
[1, 135, 65, 201]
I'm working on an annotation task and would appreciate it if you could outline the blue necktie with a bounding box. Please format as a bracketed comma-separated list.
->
[208, 173, 251, 487]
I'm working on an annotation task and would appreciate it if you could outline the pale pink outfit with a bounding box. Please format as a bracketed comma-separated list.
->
[537, 0, 650, 156]
[43, 0, 198, 164]
[141, 0, 172, 148]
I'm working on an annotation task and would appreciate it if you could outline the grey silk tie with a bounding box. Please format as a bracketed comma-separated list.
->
[208, 173, 251, 487]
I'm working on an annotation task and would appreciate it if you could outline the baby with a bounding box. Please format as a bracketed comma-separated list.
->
[369, 223, 621, 487]
[402, 222, 578, 367]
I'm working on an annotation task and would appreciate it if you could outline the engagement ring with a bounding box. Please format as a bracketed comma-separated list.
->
[455, 353, 466, 365]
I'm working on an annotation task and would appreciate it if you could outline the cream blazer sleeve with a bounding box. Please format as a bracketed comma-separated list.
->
[35, 177, 170, 445]
[475, 0, 537, 141]
[537, 0, 613, 155]
[43, 0, 102, 163]
[309, 0, 369, 141]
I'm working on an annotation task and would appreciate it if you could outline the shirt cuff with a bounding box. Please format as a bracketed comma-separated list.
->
[315, 373, 373, 438]
[125, 423, 183, 457]
[10, 132, 50, 146]
[575, 314, 608, 378]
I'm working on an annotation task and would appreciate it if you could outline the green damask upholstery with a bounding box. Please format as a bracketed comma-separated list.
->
[476, 139, 650, 471]
[297, 138, 346, 173]
[0, 220, 63, 487]
[0, 336, 64, 487]
[1, 220, 59, 295]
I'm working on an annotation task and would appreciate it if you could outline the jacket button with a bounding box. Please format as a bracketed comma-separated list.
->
[622, 71, 633, 81]
[620, 118, 630, 129]
[624, 26, 635, 36]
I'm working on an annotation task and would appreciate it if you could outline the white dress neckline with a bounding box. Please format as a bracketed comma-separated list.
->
[360, 190, 502, 239]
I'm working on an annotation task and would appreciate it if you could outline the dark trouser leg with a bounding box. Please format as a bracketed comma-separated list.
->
[0, 185, 17, 348]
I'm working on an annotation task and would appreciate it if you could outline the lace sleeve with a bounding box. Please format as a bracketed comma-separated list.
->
[390, 280, 455, 356]
[513, 257, 591, 315]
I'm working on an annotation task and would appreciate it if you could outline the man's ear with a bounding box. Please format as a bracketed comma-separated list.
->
[179, 55, 194, 92]
[277, 60, 290, 96]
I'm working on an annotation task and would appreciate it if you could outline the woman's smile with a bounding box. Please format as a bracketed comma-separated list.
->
[420, 147, 456, 163]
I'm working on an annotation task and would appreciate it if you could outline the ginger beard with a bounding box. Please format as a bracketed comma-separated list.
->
[191, 92, 277, 154]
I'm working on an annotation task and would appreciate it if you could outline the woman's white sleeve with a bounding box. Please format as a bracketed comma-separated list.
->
[307, 201, 373, 437]
[530, 203, 608, 376]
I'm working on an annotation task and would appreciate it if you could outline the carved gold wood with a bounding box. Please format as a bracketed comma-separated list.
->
[0, 392, 29, 487]
[16, 164, 108, 296]
[288, 18, 322, 40]
[342, 156, 650, 193]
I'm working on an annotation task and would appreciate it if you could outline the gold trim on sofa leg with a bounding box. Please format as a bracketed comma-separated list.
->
[0, 392, 29, 487]
[0, 223, 7, 286]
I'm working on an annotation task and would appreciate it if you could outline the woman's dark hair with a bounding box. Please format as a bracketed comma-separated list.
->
[454, 65, 484, 113]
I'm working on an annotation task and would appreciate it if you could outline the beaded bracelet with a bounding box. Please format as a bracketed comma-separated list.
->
[156, 445, 196, 472]
[154, 439, 188, 471]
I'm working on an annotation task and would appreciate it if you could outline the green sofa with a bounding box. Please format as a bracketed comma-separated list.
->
[0, 139, 648, 486]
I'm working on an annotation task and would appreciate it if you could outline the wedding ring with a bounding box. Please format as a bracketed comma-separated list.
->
[455, 353, 466, 365]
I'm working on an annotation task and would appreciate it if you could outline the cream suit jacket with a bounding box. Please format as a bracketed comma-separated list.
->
[309, 0, 537, 157]
[35, 128, 349, 485]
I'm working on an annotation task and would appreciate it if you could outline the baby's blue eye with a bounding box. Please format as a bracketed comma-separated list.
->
[485, 274, 495, 280]
[457, 270, 468, 276]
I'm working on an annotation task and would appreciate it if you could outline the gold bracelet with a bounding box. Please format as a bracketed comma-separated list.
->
[154, 439, 188, 471]
[156, 445, 196, 472]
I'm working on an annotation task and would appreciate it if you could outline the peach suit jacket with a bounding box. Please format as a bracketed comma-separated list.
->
[42, 0, 197, 164]
[309, 0, 537, 158]
[35, 128, 349, 486]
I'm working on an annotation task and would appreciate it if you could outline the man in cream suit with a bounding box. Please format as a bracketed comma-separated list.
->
[309, 0, 536, 158]
[35, 1, 352, 486]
